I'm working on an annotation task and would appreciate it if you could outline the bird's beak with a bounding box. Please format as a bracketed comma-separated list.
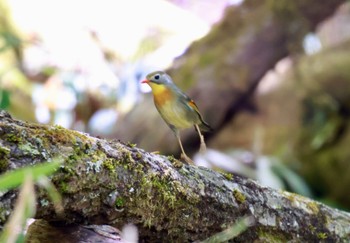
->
[141, 79, 149, 84]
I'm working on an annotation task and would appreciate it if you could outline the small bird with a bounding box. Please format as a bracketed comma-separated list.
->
[141, 71, 212, 164]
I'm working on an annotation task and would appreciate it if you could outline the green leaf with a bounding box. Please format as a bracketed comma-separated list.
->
[0, 174, 36, 243]
[0, 159, 62, 191]
[37, 176, 63, 215]
[271, 162, 313, 198]
[0, 89, 10, 109]
[0, 31, 22, 53]
[201, 216, 254, 243]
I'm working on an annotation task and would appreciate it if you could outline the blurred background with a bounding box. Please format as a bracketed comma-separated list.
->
[1, 0, 350, 211]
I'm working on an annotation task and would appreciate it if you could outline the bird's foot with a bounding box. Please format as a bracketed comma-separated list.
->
[199, 141, 207, 154]
[181, 153, 194, 164]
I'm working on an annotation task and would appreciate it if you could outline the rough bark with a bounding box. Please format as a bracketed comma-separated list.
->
[0, 111, 349, 242]
[114, 0, 346, 156]
[26, 220, 123, 243]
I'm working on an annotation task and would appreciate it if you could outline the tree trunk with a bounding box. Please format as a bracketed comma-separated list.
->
[0, 111, 349, 242]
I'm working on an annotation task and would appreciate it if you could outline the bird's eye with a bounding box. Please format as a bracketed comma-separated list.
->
[154, 75, 160, 80]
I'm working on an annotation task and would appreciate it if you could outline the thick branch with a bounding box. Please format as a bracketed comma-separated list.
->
[0, 111, 349, 242]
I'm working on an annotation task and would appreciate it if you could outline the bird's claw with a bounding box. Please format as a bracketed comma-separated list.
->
[181, 153, 194, 164]
[199, 142, 207, 154]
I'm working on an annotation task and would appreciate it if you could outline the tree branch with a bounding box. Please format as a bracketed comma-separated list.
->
[0, 111, 349, 241]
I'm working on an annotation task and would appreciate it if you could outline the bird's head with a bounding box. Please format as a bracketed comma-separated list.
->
[142, 71, 173, 85]
[141, 71, 173, 94]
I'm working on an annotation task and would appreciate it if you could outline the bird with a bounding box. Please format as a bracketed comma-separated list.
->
[141, 71, 212, 164]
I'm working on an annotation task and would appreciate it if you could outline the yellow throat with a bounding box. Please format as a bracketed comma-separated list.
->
[148, 82, 167, 95]
[148, 82, 173, 106]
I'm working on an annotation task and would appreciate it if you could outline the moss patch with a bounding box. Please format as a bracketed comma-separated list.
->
[317, 232, 328, 240]
[258, 228, 289, 242]
[0, 145, 10, 172]
[168, 155, 183, 168]
[4, 133, 22, 143]
[233, 189, 246, 204]
[102, 158, 116, 172]
[127, 168, 201, 233]
[306, 201, 319, 214]
[115, 197, 125, 208]
[222, 172, 234, 181]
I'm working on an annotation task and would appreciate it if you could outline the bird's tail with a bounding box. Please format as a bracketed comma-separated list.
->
[199, 120, 213, 132]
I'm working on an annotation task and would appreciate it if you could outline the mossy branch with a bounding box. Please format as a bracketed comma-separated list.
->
[0, 111, 350, 242]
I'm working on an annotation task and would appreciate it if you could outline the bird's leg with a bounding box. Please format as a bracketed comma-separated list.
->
[174, 130, 194, 164]
[195, 124, 207, 154]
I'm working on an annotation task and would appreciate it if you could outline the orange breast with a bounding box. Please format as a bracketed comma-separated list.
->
[153, 88, 173, 107]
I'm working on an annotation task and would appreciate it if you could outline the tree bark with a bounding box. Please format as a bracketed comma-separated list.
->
[0, 111, 349, 242]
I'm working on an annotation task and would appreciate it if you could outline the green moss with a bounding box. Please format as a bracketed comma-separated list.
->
[134, 163, 144, 174]
[309, 225, 316, 232]
[233, 189, 246, 204]
[135, 152, 142, 160]
[0, 207, 8, 223]
[222, 172, 234, 180]
[0, 159, 8, 172]
[127, 142, 137, 148]
[258, 229, 289, 242]
[59, 165, 75, 177]
[284, 192, 303, 205]
[168, 155, 183, 168]
[115, 197, 124, 208]
[172, 160, 183, 168]
[0, 146, 11, 156]
[53, 124, 65, 130]
[121, 150, 134, 166]
[103, 158, 116, 172]
[151, 178, 176, 206]
[167, 155, 175, 162]
[5, 133, 22, 143]
[68, 153, 79, 162]
[131, 170, 201, 230]
[284, 192, 321, 214]
[307, 201, 319, 214]
[59, 181, 69, 193]
[43, 125, 88, 146]
[18, 143, 40, 155]
[0, 145, 10, 171]
[317, 232, 327, 240]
